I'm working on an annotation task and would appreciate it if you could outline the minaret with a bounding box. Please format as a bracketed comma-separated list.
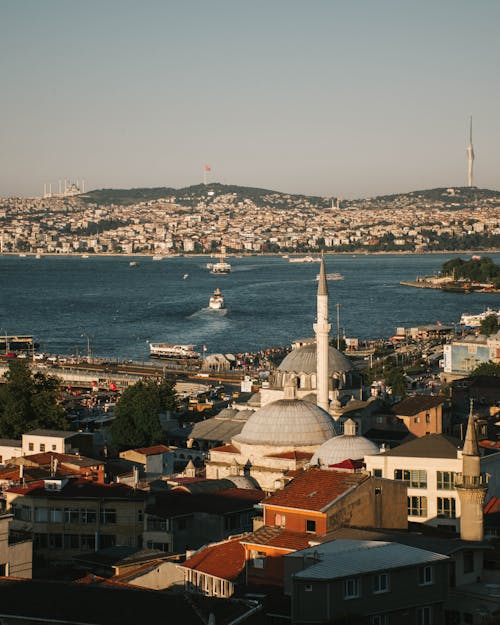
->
[313, 252, 331, 412]
[467, 116, 475, 187]
[456, 400, 487, 541]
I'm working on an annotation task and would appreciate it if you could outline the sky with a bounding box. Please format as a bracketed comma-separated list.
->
[1, 0, 499, 199]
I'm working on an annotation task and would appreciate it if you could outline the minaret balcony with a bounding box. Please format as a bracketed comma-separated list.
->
[455, 473, 488, 489]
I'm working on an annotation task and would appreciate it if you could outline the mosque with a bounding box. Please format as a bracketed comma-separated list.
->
[205, 256, 379, 492]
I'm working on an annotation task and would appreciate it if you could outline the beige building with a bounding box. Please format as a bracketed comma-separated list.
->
[0, 513, 32, 578]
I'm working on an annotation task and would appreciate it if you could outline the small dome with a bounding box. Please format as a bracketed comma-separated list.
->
[278, 343, 353, 374]
[311, 419, 380, 466]
[234, 399, 336, 446]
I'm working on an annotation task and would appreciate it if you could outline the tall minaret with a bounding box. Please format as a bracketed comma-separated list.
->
[313, 252, 331, 412]
[456, 400, 487, 541]
[467, 115, 475, 187]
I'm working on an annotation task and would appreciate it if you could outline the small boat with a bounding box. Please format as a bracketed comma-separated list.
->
[35, 254, 42, 259]
[316, 273, 344, 281]
[19, 253, 27, 257]
[183, 273, 189, 280]
[152, 255, 164, 261]
[209, 287, 225, 310]
[81, 254, 89, 259]
[129, 261, 139, 268]
[289, 256, 321, 263]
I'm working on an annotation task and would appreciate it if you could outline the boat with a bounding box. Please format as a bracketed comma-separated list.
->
[152, 255, 164, 261]
[281, 255, 289, 259]
[460, 308, 500, 327]
[18, 253, 27, 258]
[149, 343, 200, 359]
[129, 261, 139, 267]
[210, 246, 231, 274]
[288, 256, 321, 263]
[35, 254, 42, 259]
[316, 273, 344, 281]
[209, 287, 225, 310]
[183, 273, 189, 280]
[81, 254, 89, 259]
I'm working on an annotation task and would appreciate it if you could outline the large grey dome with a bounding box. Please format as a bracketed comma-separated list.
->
[278, 343, 353, 374]
[234, 399, 336, 446]
[311, 425, 380, 467]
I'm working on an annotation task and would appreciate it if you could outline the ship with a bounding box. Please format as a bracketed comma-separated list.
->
[209, 287, 225, 310]
[208, 246, 231, 274]
[316, 273, 344, 281]
[149, 343, 200, 359]
[459, 308, 500, 327]
[289, 256, 321, 263]
[129, 261, 139, 267]
[152, 255, 164, 261]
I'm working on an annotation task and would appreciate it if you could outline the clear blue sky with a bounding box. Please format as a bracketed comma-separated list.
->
[1, 0, 499, 198]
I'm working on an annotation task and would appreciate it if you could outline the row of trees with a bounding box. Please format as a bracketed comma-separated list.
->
[441, 256, 500, 286]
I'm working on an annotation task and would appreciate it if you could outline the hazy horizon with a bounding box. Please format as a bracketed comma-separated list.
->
[2, 0, 500, 199]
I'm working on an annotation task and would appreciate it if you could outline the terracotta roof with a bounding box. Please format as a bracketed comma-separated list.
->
[241, 526, 311, 551]
[328, 459, 365, 470]
[133, 445, 171, 456]
[265, 451, 313, 460]
[210, 444, 240, 454]
[147, 488, 264, 518]
[181, 537, 246, 581]
[6, 478, 146, 501]
[484, 498, 500, 514]
[479, 440, 500, 450]
[391, 395, 445, 416]
[263, 468, 368, 512]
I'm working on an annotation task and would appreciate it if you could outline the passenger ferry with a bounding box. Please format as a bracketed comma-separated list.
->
[316, 273, 344, 281]
[289, 256, 321, 263]
[209, 288, 225, 310]
[208, 246, 231, 274]
[149, 343, 200, 359]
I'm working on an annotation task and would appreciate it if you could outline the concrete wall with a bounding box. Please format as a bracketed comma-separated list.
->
[127, 561, 183, 590]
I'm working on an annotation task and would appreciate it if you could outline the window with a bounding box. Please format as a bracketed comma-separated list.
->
[417, 606, 433, 625]
[437, 497, 456, 518]
[418, 566, 433, 586]
[81, 509, 97, 524]
[40, 444, 45, 452]
[426, 413, 431, 424]
[415, 417, 420, 423]
[146, 516, 168, 532]
[373, 469, 382, 478]
[49, 508, 63, 523]
[275, 514, 286, 528]
[395, 469, 427, 488]
[408, 496, 428, 517]
[28, 443, 34, 452]
[13, 505, 32, 522]
[0, 455, 3, 464]
[304, 584, 313, 592]
[51, 445, 56, 451]
[99, 508, 117, 525]
[34, 507, 48, 523]
[373, 573, 389, 594]
[63, 534, 80, 549]
[34, 533, 48, 548]
[306, 520, 316, 533]
[100, 534, 116, 548]
[437, 471, 455, 490]
[48, 534, 62, 549]
[80, 534, 96, 550]
[137, 509, 143, 523]
[250, 550, 266, 569]
[344, 577, 360, 599]
[370, 616, 387, 625]
[64, 508, 80, 524]
[463, 550, 474, 574]
[147, 541, 169, 552]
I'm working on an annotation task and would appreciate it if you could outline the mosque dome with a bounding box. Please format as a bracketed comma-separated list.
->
[311, 419, 380, 467]
[234, 399, 337, 447]
[278, 343, 353, 374]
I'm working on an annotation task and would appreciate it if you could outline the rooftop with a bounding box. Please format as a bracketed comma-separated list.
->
[181, 536, 246, 581]
[379, 434, 462, 459]
[146, 488, 264, 518]
[391, 395, 446, 416]
[6, 478, 146, 501]
[241, 526, 312, 551]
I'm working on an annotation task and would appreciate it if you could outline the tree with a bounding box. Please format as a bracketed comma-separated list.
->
[471, 361, 500, 377]
[110, 379, 177, 451]
[0, 359, 66, 439]
[480, 314, 499, 337]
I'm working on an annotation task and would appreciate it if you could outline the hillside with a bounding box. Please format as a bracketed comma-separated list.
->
[78, 183, 500, 210]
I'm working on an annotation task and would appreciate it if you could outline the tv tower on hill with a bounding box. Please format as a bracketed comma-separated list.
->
[467, 116, 475, 187]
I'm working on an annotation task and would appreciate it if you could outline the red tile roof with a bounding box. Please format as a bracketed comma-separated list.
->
[263, 468, 368, 512]
[265, 451, 313, 460]
[210, 444, 239, 454]
[241, 526, 311, 551]
[484, 498, 500, 514]
[181, 537, 246, 581]
[328, 459, 365, 470]
[133, 445, 171, 456]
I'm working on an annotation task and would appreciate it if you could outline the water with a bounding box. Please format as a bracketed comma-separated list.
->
[0, 254, 498, 360]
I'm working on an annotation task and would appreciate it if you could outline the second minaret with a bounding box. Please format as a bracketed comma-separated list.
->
[314, 253, 331, 412]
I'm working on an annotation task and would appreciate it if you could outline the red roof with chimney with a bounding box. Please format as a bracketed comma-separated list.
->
[263, 468, 368, 512]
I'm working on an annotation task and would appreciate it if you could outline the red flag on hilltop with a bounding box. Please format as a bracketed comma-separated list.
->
[204, 165, 211, 172]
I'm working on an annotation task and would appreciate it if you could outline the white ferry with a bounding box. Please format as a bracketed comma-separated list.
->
[149, 343, 200, 359]
[289, 256, 321, 263]
[209, 288, 225, 310]
[152, 255, 164, 261]
[316, 273, 344, 281]
[459, 308, 500, 327]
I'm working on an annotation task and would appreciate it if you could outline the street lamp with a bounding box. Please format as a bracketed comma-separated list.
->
[81, 333, 92, 362]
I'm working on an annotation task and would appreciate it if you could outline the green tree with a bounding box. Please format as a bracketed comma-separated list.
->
[0, 359, 66, 438]
[471, 361, 500, 377]
[110, 379, 176, 451]
[480, 314, 499, 337]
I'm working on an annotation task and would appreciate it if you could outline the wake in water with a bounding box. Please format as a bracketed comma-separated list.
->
[188, 307, 228, 319]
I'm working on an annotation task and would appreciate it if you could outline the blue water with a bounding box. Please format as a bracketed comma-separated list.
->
[0, 254, 498, 359]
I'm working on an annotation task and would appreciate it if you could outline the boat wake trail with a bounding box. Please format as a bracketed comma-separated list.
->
[188, 307, 228, 319]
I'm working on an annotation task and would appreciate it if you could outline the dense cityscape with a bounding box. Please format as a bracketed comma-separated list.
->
[1, 183, 500, 255]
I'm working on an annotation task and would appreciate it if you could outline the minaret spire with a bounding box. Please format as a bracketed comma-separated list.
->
[456, 399, 487, 541]
[313, 251, 331, 412]
[467, 115, 475, 187]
